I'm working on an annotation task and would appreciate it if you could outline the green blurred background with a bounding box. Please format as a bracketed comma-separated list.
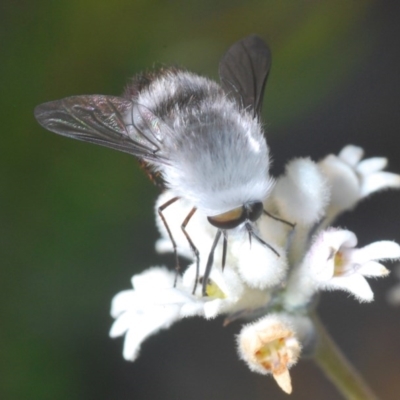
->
[2, 1, 400, 399]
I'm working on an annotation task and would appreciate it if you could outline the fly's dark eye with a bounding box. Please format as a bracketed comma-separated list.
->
[208, 206, 246, 229]
[248, 202, 263, 222]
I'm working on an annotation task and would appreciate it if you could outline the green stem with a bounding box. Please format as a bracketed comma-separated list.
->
[312, 315, 378, 400]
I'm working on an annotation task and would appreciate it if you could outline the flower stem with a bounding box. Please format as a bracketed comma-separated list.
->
[312, 315, 378, 400]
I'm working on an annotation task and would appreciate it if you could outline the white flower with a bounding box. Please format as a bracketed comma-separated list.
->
[109, 142, 400, 394]
[266, 157, 330, 264]
[319, 145, 400, 223]
[109, 267, 203, 361]
[109, 262, 272, 361]
[182, 262, 271, 319]
[237, 314, 309, 394]
[285, 229, 400, 305]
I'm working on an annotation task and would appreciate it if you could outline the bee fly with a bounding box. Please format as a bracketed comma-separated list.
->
[34, 35, 292, 296]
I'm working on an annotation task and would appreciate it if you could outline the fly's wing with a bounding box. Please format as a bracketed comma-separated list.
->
[34, 95, 168, 165]
[218, 35, 271, 119]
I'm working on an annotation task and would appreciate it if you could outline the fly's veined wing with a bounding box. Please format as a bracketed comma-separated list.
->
[34, 95, 167, 164]
[218, 35, 271, 119]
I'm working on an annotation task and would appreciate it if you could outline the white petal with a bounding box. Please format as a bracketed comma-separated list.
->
[116, 286, 192, 311]
[353, 241, 400, 263]
[338, 145, 364, 166]
[132, 266, 175, 290]
[310, 228, 357, 254]
[155, 237, 174, 254]
[121, 318, 156, 361]
[122, 306, 181, 361]
[298, 229, 355, 281]
[309, 256, 335, 282]
[318, 155, 359, 212]
[109, 266, 209, 361]
[180, 301, 205, 317]
[203, 299, 225, 319]
[110, 290, 139, 318]
[360, 172, 400, 197]
[109, 311, 135, 338]
[357, 261, 389, 277]
[208, 265, 245, 299]
[273, 370, 293, 394]
[234, 239, 287, 289]
[327, 274, 374, 302]
[157, 290, 197, 305]
[306, 241, 336, 282]
[122, 327, 143, 361]
[322, 229, 357, 251]
[356, 157, 387, 175]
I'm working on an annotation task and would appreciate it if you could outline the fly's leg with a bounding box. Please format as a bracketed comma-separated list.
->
[221, 231, 227, 271]
[181, 207, 199, 294]
[158, 196, 180, 285]
[202, 229, 222, 296]
[245, 222, 280, 257]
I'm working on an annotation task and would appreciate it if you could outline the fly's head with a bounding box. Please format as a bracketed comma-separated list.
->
[207, 201, 264, 231]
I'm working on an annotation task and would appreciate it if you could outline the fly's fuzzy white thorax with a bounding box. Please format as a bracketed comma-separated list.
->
[134, 69, 273, 216]
[167, 106, 274, 216]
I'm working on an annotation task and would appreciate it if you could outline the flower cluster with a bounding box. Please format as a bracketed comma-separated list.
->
[110, 145, 400, 393]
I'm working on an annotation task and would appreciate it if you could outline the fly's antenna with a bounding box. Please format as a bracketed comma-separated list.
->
[202, 229, 222, 296]
[263, 209, 296, 229]
[245, 222, 280, 257]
